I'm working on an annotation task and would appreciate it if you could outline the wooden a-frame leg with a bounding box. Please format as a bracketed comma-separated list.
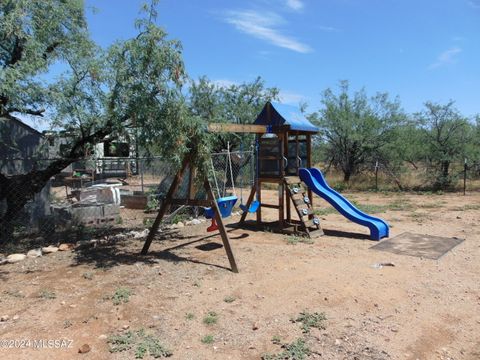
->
[141, 159, 189, 255]
[239, 184, 257, 224]
[205, 180, 239, 273]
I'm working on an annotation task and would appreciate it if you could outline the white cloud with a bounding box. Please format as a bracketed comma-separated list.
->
[279, 90, 307, 105]
[224, 10, 312, 54]
[428, 47, 462, 69]
[286, 0, 304, 11]
[467, 0, 480, 9]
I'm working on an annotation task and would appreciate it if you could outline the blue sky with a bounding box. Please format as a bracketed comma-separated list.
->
[46, 0, 480, 121]
[82, 0, 479, 117]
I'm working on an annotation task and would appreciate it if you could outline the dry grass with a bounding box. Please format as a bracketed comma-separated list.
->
[315, 164, 480, 192]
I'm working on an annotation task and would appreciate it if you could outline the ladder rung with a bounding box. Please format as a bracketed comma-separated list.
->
[284, 176, 301, 185]
[309, 228, 324, 238]
[297, 207, 313, 216]
[293, 197, 308, 206]
[304, 218, 320, 228]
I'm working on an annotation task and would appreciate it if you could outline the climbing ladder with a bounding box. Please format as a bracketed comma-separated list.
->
[284, 176, 323, 238]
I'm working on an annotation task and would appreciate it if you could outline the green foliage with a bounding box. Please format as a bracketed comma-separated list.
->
[143, 218, 154, 227]
[0, 0, 89, 116]
[134, 330, 172, 359]
[188, 76, 279, 151]
[108, 329, 172, 358]
[414, 101, 472, 189]
[271, 335, 282, 345]
[332, 181, 348, 192]
[169, 212, 189, 225]
[452, 204, 480, 211]
[223, 295, 236, 303]
[39, 289, 56, 299]
[82, 272, 94, 280]
[63, 320, 73, 329]
[49, 5, 190, 163]
[145, 196, 160, 212]
[286, 235, 314, 245]
[108, 331, 136, 353]
[112, 287, 132, 305]
[292, 311, 327, 334]
[262, 338, 311, 360]
[0, 1, 211, 242]
[201, 335, 214, 344]
[309, 80, 405, 182]
[202, 311, 218, 325]
[185, 312, 195, 320]
[350, 201, 388, 214]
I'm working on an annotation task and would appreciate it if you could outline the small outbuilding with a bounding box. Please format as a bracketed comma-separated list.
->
[0, 116, 51, 230]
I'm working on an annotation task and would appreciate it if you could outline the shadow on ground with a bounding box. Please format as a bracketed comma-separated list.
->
[322, 229, 371, 240]
[70, 230, 248, 272]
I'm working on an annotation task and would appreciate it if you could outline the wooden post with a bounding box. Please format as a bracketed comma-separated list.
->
[141, 159, 189, 254]
[295, 133, 300, 175]
[279, 133, 285, 229]
[285, 131, 291, 223]
[464, 158, 467, 196]
[306, 134, 313, 219]
[188, 165, 196, 199]
[204, 180, 239, 273]
[257, 179, 262, 225]
[256, 134, 262, 225]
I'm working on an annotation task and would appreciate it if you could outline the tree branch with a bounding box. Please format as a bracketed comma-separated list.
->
[6, 107, 45, 116]
[42, 42, 60, 60]
[6, 36, 25, 67]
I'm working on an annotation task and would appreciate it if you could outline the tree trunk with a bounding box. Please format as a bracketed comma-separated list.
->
[441, 161, 450, 179]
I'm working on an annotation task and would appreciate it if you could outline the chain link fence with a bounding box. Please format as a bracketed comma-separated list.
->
[0, 150, 255, 247]
[209, 150, 255, 200]
[4, 150, 475, 247]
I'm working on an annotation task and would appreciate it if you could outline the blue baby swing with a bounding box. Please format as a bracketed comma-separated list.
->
[204, 144, 238, 232]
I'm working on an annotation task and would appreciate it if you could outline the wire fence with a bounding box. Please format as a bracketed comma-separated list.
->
[319, 159, 480, 193]
[2, 151, 477, 247]
[0, 151, 254, 246]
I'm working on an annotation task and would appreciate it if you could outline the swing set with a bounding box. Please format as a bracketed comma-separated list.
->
[204, 141, 261, 233]
[204, 143, 240, 232]
[141, 102, 321, 273]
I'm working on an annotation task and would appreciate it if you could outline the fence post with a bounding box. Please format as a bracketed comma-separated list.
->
[140, 158, 144, 194]
[375, 160, 379, 191]
[464, 158, 467, 196]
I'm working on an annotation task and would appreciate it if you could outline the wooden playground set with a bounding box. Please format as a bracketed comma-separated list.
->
[141, 102, 389, 272]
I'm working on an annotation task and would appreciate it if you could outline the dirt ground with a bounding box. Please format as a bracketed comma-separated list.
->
[1, 190, 479, 360]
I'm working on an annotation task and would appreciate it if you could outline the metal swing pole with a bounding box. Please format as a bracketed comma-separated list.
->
[227, 141, 236, 197]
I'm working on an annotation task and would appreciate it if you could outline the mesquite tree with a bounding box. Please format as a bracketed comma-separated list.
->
[415, 101, 471, 189]
[188, 76, 279, 151]
[309, 81, 404, 182]
[0, 1, 206, 242]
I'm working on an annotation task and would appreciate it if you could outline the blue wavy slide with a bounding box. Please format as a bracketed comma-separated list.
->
[299, 168, 389, 240]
